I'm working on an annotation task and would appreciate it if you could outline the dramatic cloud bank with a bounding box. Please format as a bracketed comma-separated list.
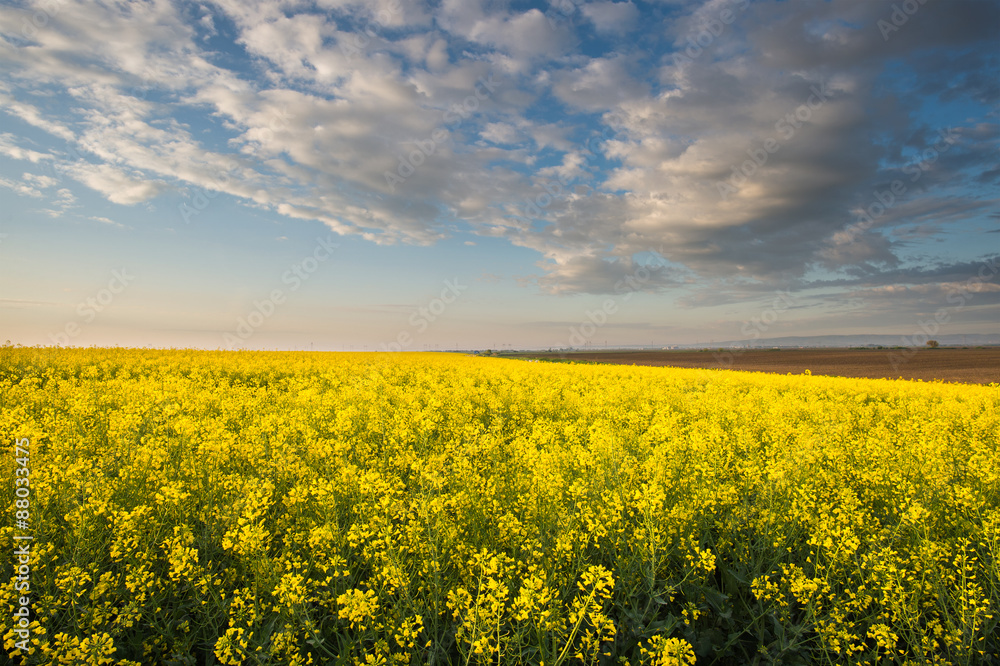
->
[1, 0, 997, 340]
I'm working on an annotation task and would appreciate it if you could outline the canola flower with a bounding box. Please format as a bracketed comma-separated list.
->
[0, 345, 997, 665]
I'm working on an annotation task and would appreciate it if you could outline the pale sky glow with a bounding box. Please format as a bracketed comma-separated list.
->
[0, 0, 997, 350]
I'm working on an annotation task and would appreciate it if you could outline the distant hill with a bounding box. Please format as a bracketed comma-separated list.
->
[681, 334, 1000, 349]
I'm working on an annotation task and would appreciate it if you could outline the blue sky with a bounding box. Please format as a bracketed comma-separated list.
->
[0, 0, 997, 350]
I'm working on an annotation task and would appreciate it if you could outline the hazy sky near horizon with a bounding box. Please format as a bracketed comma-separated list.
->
[0, 0, 997, 350]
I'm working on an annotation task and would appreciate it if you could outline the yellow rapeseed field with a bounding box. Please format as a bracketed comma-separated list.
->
[1, 346, 998, 665]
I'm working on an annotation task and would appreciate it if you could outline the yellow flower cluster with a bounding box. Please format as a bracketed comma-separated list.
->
[1, 345, 997, 664]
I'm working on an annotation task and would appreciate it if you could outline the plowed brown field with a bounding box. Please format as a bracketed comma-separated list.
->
[508, 348, 1000, 384]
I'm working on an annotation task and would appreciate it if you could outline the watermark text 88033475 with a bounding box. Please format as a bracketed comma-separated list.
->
[12, 437, 33, 655]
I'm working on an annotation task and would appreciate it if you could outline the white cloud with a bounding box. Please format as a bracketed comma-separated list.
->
[480, 122, 520, 145]
[89, 215, 130, 229]
[0, 134, 53, 163]
[53, 189, 76, 206]
[582, 1, 640, 35]
[22, 172, 58, 189]
[63, 162, 163, 205]
[0, 176, 43, 198]
[0, 96, 77, 143]
[35, 188, 79, 218]
[553, 55, 649, 111]
[538, 152, 591, 183]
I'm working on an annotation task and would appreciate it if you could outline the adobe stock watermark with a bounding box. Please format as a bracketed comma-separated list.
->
[25, 68, 162, 188]
[712, 290, 797, 368]
[670, 0, 751, 68]
[717, 81, 834, 200]
[508, 179, 585, 226]
[545, 0, 584, 31]
[384, 73, 500, 192]
[559, 248, 670, 350]
[178, 163, 240, 224]
[836, 127, 958, 246]
[222, 236, 339, 348]
[18, 0, 67, 39]
[887, 256, 998, 371]
[507, 114, 628, 226]
[844, 296, 868, 312]
[380, 279, 469, 351]
[113, 66, 162, 118]
[12, 436, 33, 656]
[878, 0, 934, 42]
[180, 107, 291, 224]
[339, 0, 403, 59]
[245, 107, 293, 155]
[49, 269, 135, 346]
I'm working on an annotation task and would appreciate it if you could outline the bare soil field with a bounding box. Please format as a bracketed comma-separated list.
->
[507, 348, 1000, 385]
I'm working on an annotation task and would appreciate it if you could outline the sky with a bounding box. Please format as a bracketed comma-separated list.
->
[0, 0, 997, 351]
